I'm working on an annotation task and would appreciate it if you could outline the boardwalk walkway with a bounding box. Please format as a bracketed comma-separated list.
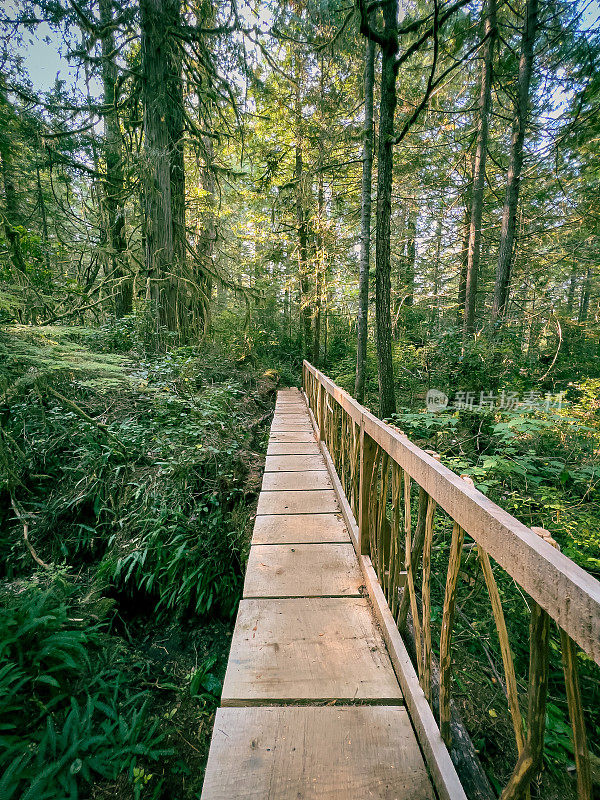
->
[201, 388, 436, 799]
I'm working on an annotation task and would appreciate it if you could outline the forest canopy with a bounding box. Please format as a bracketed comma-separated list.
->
[0, 0, 596, 382]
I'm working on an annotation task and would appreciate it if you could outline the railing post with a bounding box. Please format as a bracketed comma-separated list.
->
[358, 417, 376, 555]
[318, 382, 325, 441]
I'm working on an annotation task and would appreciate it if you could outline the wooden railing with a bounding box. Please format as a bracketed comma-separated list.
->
[303, 360, 599, 800]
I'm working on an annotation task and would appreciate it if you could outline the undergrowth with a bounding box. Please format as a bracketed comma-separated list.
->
[0, 324, 276, 798]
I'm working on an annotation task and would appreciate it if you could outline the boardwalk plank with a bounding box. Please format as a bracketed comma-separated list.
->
[243, 543, 362, 598]
[267, 442, 321, 456]
[221, 597, 403, 704]
[252, 514, 350, 544]
[269, 431, 317, 443]
[201, 706, 435, 800]
[271, 421, 312, 430]
[201, 387, 437, 800]
[262, 471, 332, 491]
[256, 489, 339, 515]
[264, 455, 327, 472]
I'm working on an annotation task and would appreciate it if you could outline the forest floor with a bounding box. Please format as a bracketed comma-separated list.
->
[0, 324, 278, 799]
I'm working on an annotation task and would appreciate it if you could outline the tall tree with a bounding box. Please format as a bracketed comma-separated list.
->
[462, 0, 496, 338]
[140, 0, 185, 334]
[404, 204, 417, 308]
[363, 0, 400, 418]
[0, 81, 27, 280]
[490, 0, 539, 324]
[99, 0, 132, 318]
[293, 61, 312, 353]
[355, 33, 376, 402]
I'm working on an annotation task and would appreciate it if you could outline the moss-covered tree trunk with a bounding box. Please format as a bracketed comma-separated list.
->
[99, 0, 132, 318]
[491, 0, 538, 325]
[374, 0, 399, 418]
[355, 34, 376, 402]
[462, 0, 496, 338]
[140, 0, 185, 336]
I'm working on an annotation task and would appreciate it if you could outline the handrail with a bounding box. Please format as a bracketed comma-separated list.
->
[303, 359, 598, 800]
[303, 360, 600, 663]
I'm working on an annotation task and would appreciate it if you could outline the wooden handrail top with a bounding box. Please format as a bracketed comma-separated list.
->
[303, 360, 600, 666]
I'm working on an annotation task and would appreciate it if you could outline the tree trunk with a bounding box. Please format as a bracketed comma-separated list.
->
[140, 0, 184, 335]
[491, 0, 538, 325]
[0, 82, 27, 281]
[36, 164, 51, 276]
[355, 34, 376, 403]
[462, 0, 496, 338]
[578, 266, 592, 324]
[456, 202, 470, 326]
[99, 0, 132, 318]
[431, 211, 443, 330]
[313, 59, 326, 367]
[374, 0, 399, 418]
[294, 72, 312, 353]
[566, 261, 577, 317]
[312, 169, 324, 365]
[404, 205, 417, 307]
[195, 135, 216, 338]
[169, 35, 187, 336]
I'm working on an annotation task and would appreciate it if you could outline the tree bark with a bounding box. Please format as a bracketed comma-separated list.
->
[312, 169, 324, 365]
[355, 34, 376, 403]
[404, 205, 417, 307]
[99, 0, 132, 318]
[491, 0, 538, 325]
[313, 60, 326, 366]
[195, 135, 216, 338]
[456, 201, 470, 326]
[578, 266, 592, 324]
[463, 0, 496, 338]
[140, 0, 185, 335]
[374, 0, 399, 418]
[566, 261, 577, 317]
[294, 69, 312, 353]
[1, 147, 27, 278]
[36, 164, 51, 276]
[0, 80, 27, 281]
[431, 211, 443, 330]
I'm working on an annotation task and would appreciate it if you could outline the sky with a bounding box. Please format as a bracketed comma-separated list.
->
[19, 20, 97, 94]
[11, 0, 600, 96]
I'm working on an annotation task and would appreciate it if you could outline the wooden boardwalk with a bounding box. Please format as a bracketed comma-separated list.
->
[201, 388, 436, 799]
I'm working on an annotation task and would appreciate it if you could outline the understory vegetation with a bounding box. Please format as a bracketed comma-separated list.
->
[0, 319, 280, 799]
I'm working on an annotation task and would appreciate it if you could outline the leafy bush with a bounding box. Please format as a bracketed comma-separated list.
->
[1, 337, 267, 616]
[0, 580, 171, 799]
[0, 326, 272, 797]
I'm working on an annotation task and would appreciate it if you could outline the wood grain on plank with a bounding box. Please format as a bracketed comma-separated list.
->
[221, 597, 404, 704]
[262, 471, 332, 492]
[264, 455, 327, 472]
[256, 489, 339, 515]
[269, 431, 317, 443]
[252, 514, 350, 544]
[243, 543, 362, 598]
[267, 442, 321, 456]
[201, 706, 435, 800]
[271, 421, 312, 431]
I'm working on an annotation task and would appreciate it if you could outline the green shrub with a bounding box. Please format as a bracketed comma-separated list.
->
[0, 580, 171, 799]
